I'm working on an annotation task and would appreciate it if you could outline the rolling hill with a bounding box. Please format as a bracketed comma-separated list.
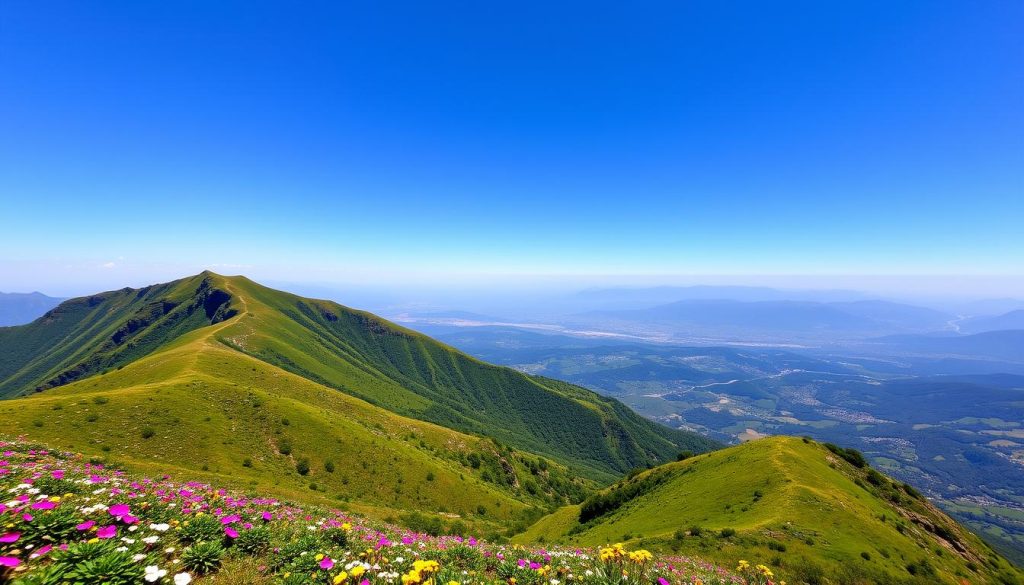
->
[515, 436, 1022, 583]
[0, 273, 715, 518]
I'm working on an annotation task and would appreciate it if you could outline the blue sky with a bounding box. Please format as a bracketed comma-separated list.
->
[1, 1, 1022, 296]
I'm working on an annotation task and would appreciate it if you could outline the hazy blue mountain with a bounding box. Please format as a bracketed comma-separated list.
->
[0, 292, 64, 326]
[571, 298, 953, 341]
[959, 310, 1024, 334]
[573, 285, 869, 309]
[869, 330, 1024, 362]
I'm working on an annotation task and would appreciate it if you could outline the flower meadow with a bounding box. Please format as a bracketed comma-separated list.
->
[0, 440, 777, 585]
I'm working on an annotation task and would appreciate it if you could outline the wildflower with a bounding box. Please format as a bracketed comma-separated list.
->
[173, 573, 192, 585]
[0, 532, 19, 543]
[96, 525, 117, 539]
[0, 556, 19, 567]
[321, 556, 335, 570]
[144, 565, 168, 582]
[333, 572, 349, 584]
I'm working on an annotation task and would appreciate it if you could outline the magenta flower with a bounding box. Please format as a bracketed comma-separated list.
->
[76, 520, 96, 531]
[30, 500, 55, 510]
[320, 556, 334, 570]
[0, 556, 19, 567]
[0, 533, 18, 543]
[220, 514, 240, 525]
[51, 470, 64, 479]
[29, 544, 52, 559]
[658, 578, 670, 585]
[96, 525, 116, 539]
[225, 526, 239, 538]
[108, 503, 131, 518]
[262, 511, 273, 521]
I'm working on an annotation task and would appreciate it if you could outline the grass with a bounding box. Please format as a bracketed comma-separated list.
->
[514, 436, 1023, 584]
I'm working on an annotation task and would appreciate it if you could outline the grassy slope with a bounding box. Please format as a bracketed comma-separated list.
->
[0, 272, 715, 531]
[0, 307, 592, 533]
[210, 274, 716, 480]
[0, 273, 236, 396]
[515, 436, 1023, 584]
[0, 272, 715, 482]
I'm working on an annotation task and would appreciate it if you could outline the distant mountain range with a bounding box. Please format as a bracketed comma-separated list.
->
[0, 291, 63, 326]
[569, 298, 956, 341]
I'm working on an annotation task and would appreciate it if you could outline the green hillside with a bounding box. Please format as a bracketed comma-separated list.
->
[515, 436, 1023, 584]
[0, 272, 715, 527]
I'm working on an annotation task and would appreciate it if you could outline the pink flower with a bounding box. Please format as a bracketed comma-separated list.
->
[220, 514, 240, 525]
[22, 513, 32, 522]
[76, 520, 96, 531]
[0, 533, 18, 543]
[320, 556, 334, 570]
[658, 579, 670, 585]
[30, 500, 55, 510]
[108, 503, 131, 518]
[261, 511, 273, 521]
[29, 545, 52, 559]
[96, 525, 116, 539]
[224, 527, 238, 538]
[0, 557, 19, 567]
[51, 470, 64, 479]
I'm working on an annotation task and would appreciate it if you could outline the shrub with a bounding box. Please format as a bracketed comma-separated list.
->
[719, 527, 736, 538]
[182, 540, 225, 574]
[141, 427, 155, 439]
[278, 440, 292, 455]
[677, 450, 694, 461]
[861, 551, 871, 561]
[178, 513, 224, 544]
[242, 458, 253, 468]
[296, 458, 310, 475]
[324, 460, 335, 473]
[688, 525, 703, 537]
[235, 526, 272, 555]
[64, 549, 141, 584]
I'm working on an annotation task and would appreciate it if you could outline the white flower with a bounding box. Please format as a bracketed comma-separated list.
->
[133, 553, 146, 562]
[128, 525, 138, 532]
[142, 535, 159, 544]
[173, 573, 192, 585]
[165, 547, 176, 553]
[144, 565, 167, 582]
[150, 523, 170, 532]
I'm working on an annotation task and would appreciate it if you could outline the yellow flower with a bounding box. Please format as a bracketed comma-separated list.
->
[316, 553, 325, 561]
[333, 572, 349, 584]
[342, 522, 353, 531]
[350, 566, 366, 578]
[628, 550, 652, 564]
[446, 581, 460, 585]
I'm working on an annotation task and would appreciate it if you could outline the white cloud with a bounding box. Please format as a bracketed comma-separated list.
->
[100, 261, 116, 269]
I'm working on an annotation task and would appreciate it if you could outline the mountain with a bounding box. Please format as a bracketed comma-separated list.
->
[574, 285, 870, 308]
[960, 310, 1024, 334]
[572, 299, 953, 341]
[0, 272, 715, 486]
[869, 330, 1024, 363]
[516, 436, 1022, 584]
[0, 291, 63, 326]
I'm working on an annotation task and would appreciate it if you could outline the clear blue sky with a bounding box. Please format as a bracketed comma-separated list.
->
[1, 1, 1022, 295]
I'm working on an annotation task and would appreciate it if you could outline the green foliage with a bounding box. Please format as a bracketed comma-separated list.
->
[182, 540, 225, 574]
[234, 526, 272, 555]
[178, 513, 224, 544]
